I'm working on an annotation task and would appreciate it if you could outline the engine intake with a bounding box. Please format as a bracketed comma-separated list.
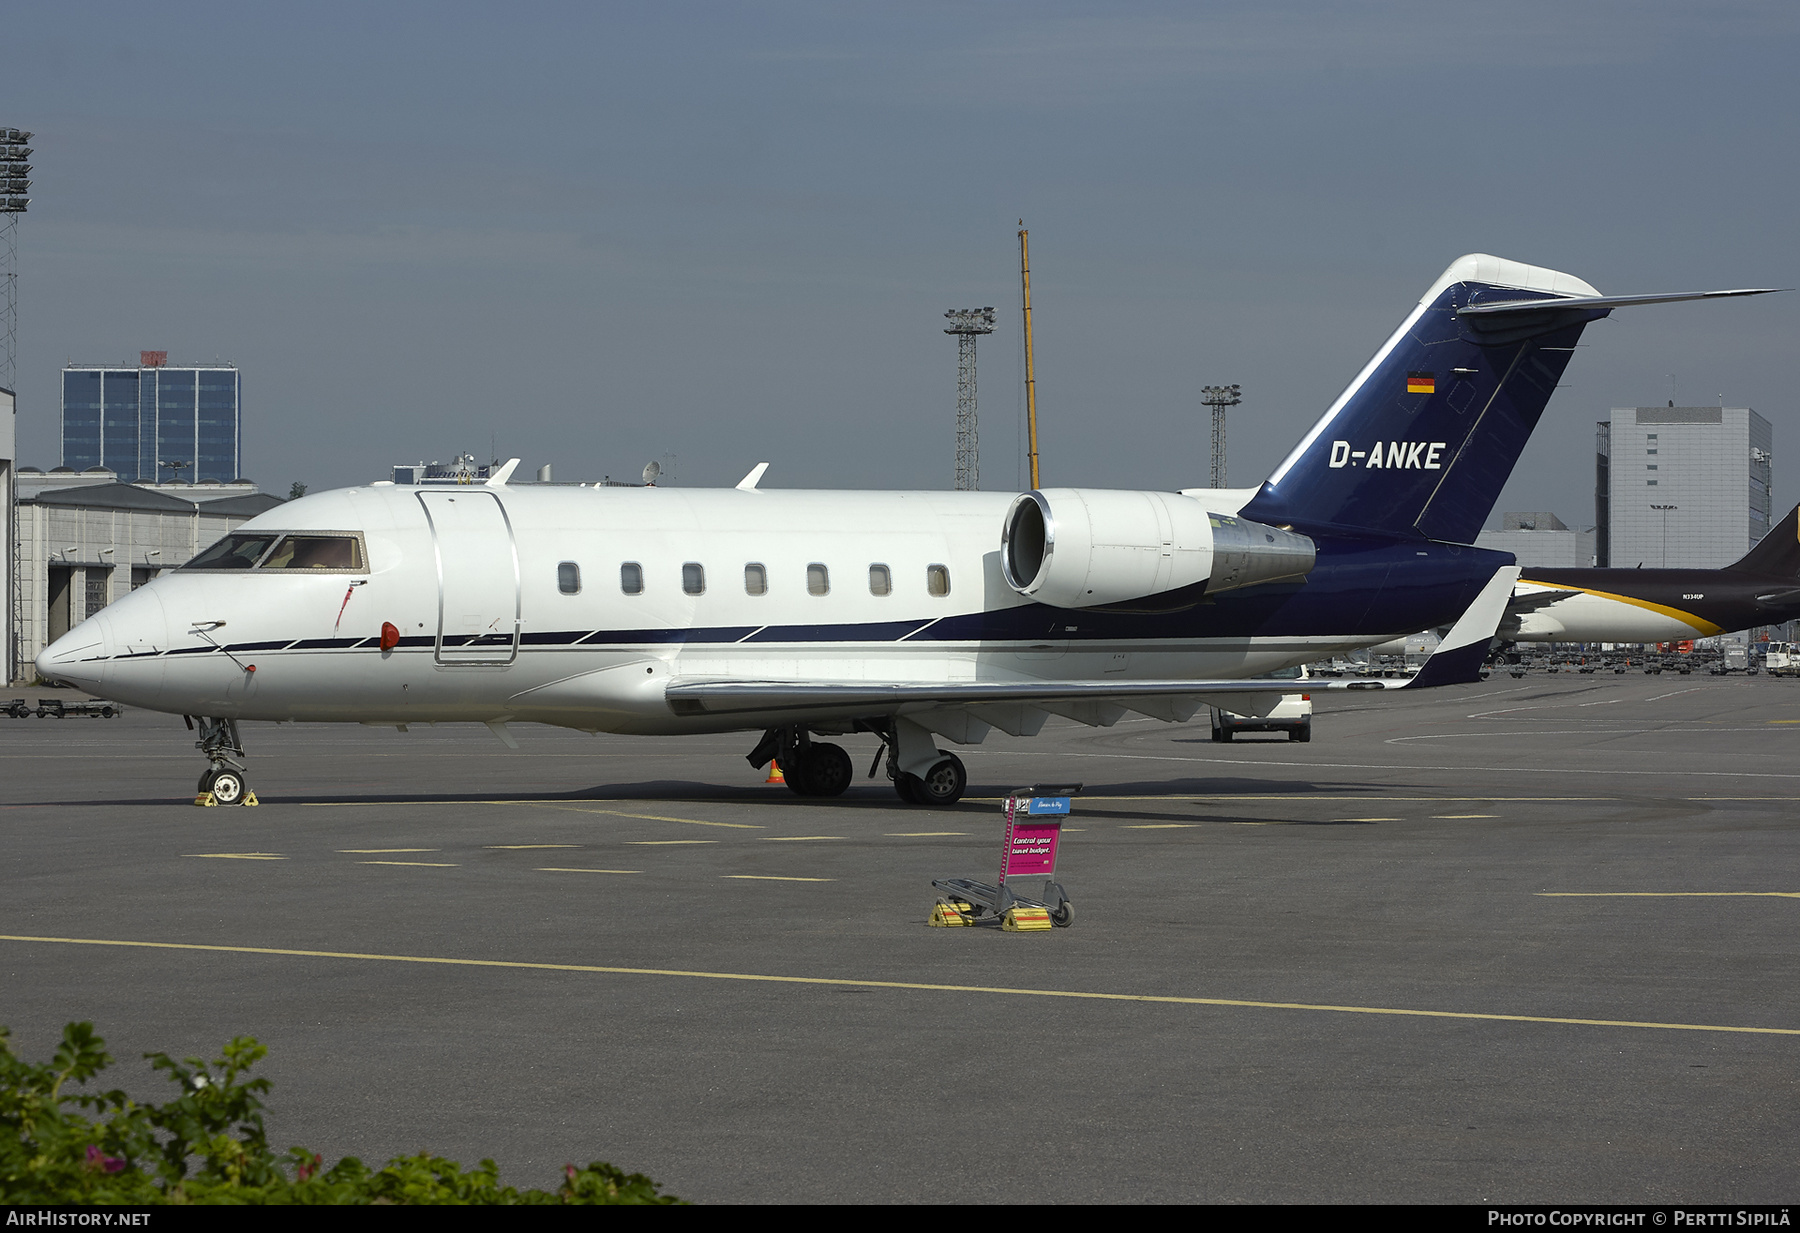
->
[1001, 488, 1314, 609]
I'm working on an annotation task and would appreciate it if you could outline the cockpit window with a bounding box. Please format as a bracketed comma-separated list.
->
[260, 535, 364, 571]
[182, 531, 366, 573]
[183, 534, 279, 570]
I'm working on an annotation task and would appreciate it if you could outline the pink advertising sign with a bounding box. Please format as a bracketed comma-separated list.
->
[1002, 820, 1062, 879]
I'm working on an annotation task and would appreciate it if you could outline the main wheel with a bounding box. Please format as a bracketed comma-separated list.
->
[910, 752, 967, 807]
[793, 743, 853, 798]
[209, 769, 246, 806]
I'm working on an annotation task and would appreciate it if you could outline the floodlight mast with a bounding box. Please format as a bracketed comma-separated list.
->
[1651, 503, 1679, 568]
[0, 127, 31, 394]
[944, 307, 996, 491]
[3, 128, 32, 689]
[1200, 383, 1242, 489]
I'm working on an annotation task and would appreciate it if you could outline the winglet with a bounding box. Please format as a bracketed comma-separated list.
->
[486, 458, 521, 487]
[736, 462, 770, 491]
[1402, 565, 1521, 689]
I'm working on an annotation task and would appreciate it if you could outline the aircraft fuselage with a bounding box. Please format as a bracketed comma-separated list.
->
[44, 483, 1507, 735]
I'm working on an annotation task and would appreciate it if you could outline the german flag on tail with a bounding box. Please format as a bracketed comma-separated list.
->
[1406, 371, 1435, 395]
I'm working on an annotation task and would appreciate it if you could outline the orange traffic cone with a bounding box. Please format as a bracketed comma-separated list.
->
[765, 760, 785, 784]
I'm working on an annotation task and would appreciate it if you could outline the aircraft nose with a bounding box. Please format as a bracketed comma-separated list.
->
[37, 617, 109, 690]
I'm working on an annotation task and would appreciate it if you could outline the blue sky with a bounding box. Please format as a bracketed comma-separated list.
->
[5, 2, 1796, 528]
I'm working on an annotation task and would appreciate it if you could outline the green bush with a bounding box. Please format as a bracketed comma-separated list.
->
[0, 1022, 682, 1204]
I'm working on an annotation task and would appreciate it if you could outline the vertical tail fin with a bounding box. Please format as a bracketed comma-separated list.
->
[1241, 254, 1608, 542]
[1727, 504, 1800, 576]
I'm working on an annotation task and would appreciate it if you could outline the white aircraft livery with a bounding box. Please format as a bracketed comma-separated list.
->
[35, 254, 1776, 806]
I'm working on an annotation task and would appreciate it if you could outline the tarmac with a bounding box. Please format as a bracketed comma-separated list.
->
[4, 672, 1799, 1203]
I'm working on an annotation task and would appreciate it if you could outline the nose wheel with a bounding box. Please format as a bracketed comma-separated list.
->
[190, 716, 257, 807]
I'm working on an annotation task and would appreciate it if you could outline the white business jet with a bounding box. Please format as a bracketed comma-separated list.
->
[36, 255, 1775, 805]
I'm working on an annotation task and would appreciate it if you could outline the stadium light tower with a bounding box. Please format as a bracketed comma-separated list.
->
[1201, 383, 1241, 489]
[944, 307, 996, 491]
[0, 127, 31, 393]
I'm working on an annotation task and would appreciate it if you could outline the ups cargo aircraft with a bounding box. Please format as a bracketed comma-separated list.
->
[1501, 502, 1800, 644]
[35, 255, 1776, 806]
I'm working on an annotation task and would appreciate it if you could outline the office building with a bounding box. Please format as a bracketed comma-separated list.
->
[61, 352, 241, 483]
[1596, 406, 1772, 569]
[1475, 512, 1596, 569]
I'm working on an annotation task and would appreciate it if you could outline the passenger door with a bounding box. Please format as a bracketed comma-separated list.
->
[417, 489, 520, 666]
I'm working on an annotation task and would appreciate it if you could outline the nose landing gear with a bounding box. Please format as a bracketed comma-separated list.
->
[188, 716, 258, 807]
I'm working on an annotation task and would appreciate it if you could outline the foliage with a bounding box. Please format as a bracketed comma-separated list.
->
[288, 481, 308, 500]
[0, 1023, 681, 1205]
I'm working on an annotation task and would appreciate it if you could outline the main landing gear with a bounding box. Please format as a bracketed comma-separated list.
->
[747, 726, 854, 798]
[187, 716, 255, 806]
[745, 720, 968, 807]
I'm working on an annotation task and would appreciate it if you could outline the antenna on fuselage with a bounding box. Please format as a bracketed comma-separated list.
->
[643, 460, 661, 487]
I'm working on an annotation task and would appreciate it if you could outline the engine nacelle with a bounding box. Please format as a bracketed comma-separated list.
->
[1000, 488, 1315, 609]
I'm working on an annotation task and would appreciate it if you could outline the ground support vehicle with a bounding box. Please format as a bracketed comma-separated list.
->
[34, 698, 121, 719]
[1211, 666, 1313, 742]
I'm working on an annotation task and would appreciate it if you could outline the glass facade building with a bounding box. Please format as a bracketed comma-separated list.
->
[61, 362, 240, 482]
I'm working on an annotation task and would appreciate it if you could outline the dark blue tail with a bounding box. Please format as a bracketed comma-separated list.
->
[1241, 254, 1611, 543]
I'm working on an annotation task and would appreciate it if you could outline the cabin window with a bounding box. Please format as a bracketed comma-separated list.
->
[557, 562, 581, 595]
[868, 564, 891, 596]
[621, 562, 644, 594]
[745, 563, 767, 596]
[683, 563, 706, 595]
[927, 564, 951, 597]
[807, 564, 829, 596]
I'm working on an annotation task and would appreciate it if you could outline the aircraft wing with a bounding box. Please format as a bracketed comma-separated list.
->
[670, 675, 1386, 717]
[1506, 586, 1582, 615]
[668, 569, 1521, 721]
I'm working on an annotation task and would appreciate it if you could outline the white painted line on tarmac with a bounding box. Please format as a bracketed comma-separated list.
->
[7, 934, 1793, 1039]
[537, 868, 641, 875]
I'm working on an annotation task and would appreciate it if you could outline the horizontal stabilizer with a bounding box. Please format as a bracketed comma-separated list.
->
[1458, 288, 1784, 316]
